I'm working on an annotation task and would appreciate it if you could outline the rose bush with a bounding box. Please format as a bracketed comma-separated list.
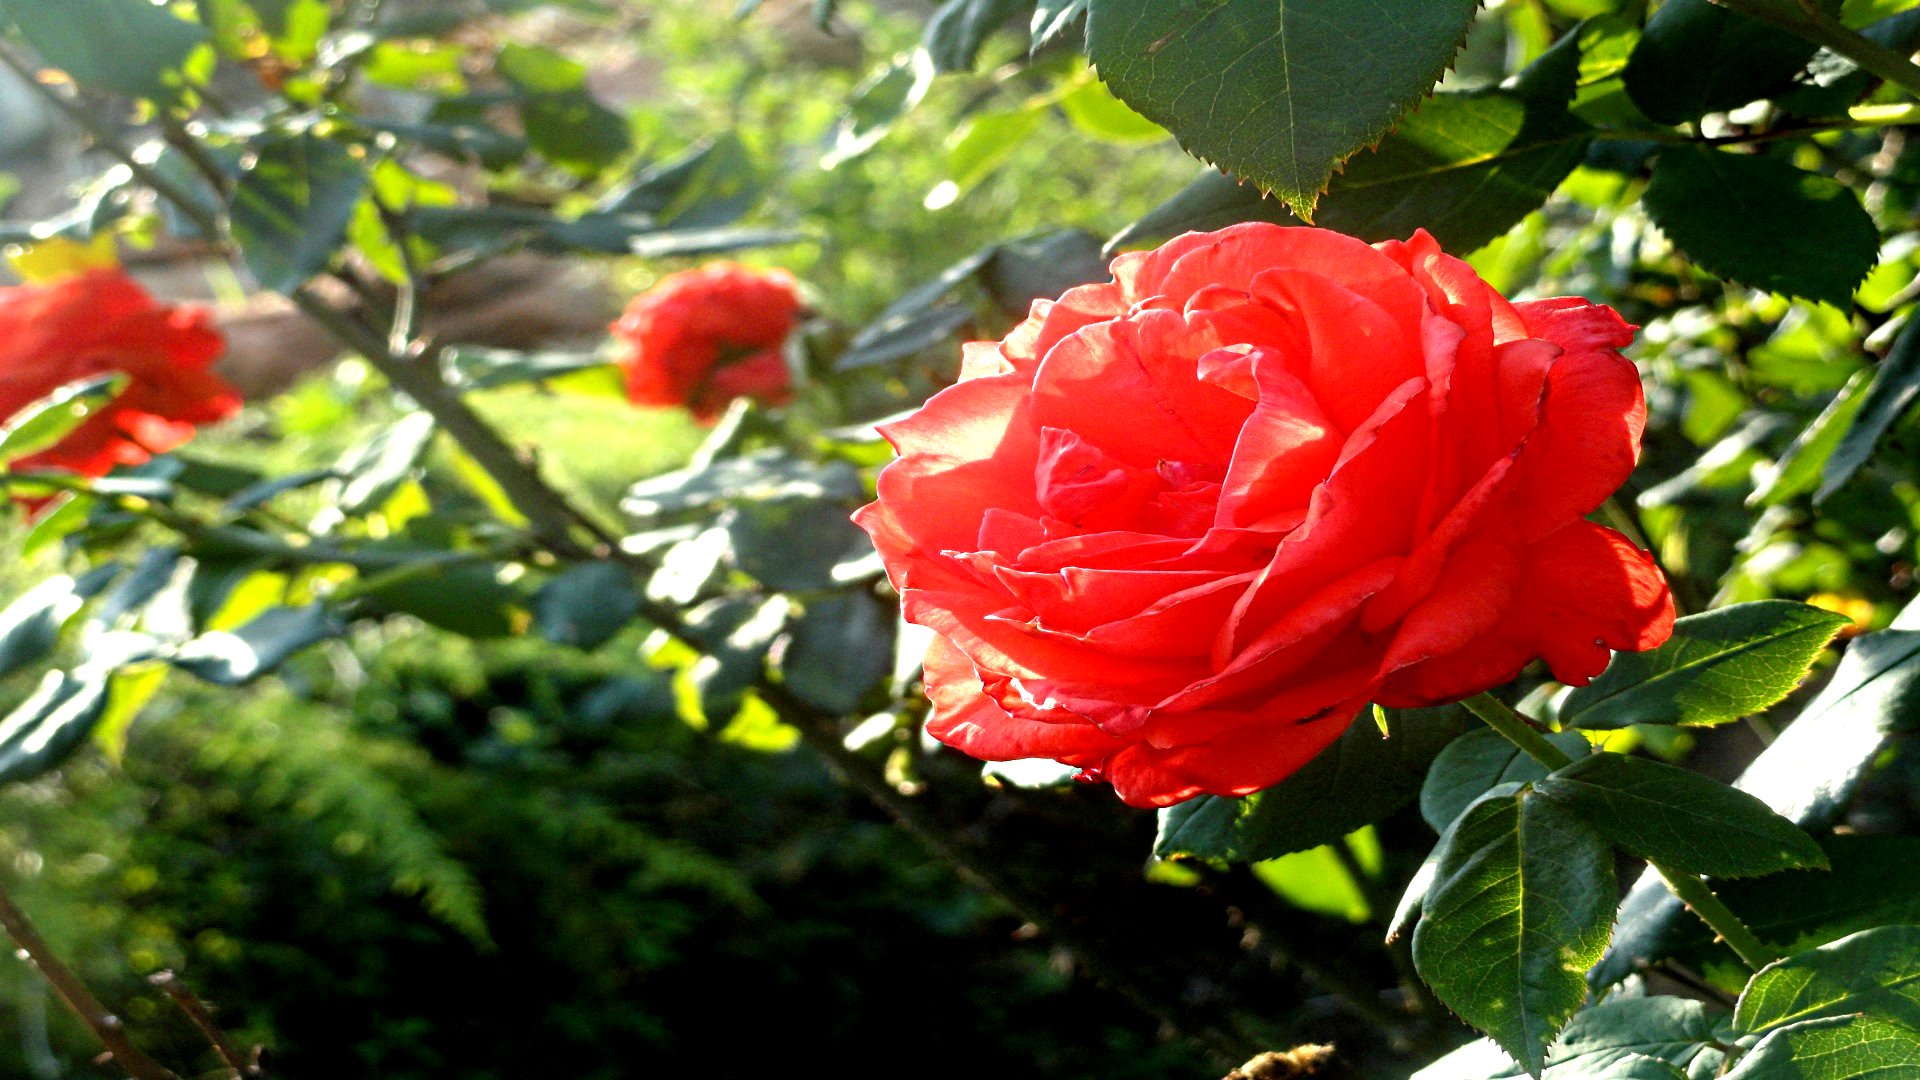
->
[610, 263, 802, 422]
[0, 269, 238, 480]
[857, 224, 1676, 808]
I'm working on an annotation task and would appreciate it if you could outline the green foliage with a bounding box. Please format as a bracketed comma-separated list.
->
[0, 0, 206, 100]
[1534, 752, 1828, 878]
[1623, 0, 1823, 125]
[1820, 314, 1920, 503]
[1154, 706, 1467, 862]
[1085, 0, 1480, 213]
[1643, 146, 1880, 309]
[1420, 727, 1591, 833]
[1411, 996, 1731, 1079]
[1560, 601, 1853, 729]
[230, 133, 370, 295]
[1413, 784, 1617, 1075]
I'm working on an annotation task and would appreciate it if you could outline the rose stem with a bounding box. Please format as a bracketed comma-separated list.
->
[1459, 693, 1781, 970]
[0, 877, 178, 1080]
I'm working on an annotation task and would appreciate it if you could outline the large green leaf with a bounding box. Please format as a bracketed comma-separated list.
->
[0, 0, 206, 100]
[1622, 0, 1822, 125]
[1413, 784, 1618, 1075]
[1736, 926, 1920, 1037]
[230, 132, 370, 295]
[1411, 996, 1730, 1080]
[1666, 837, 1920, 969]
[1534, 753, 1827, 879]
[1725, 1015, 1920, 1079]
[923, 0, 1031, 72]
[1643, 146, 1879, 309]
[1084, 0, 1480, 215]
[1154, 706, 1467, 862]
[171, 603, 344, 686]
[1817, 313, 1920, 504]
[0, 569, 117, 679]
[1420, 727, 1592, 834]
[780, 593, 895, 715]
[1560, 601, 1852, 730]
[1594, 629, 1920, 989]
[534, 563, 641, 651]
[0, 670, 111, 784]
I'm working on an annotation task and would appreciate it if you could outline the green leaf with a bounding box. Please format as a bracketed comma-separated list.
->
[443, 347, 610, 391]
[1058, 76, 1165, 144]
[1750, 369, 1873, 506]
[0, 374, 127, 464]
[622, 451, 861, 521]
[0, 571, 115, 679]
[0, 670, 110, 783]
[780, 592, 894, 714]
[230, 132, 370, 295]
[1534, 752, 1827, 878]
[359, 563, 526, 639]
[597, 134, 760, 228]
[1251, 827, 1382, 923]
[1594, 629, 1920, 989]
[495, 43, 631, 176]
[1643, 146, 1879, 309]
[721, 496, 874, 592]
[1084, 0, 1480, 215]
[1420, 727, 1592, 833]
[1105, 168, 1292, 255]
[1413, 784, 1618, 1075]
[1031, 0, 1087, 49]
[1817, 313, 1920, 503]
[1736, 926, 1920, 1037]
[1411, 996, 1731, 1080]
[1725, 1015, 1920, 1079]
[1561, 601, 1852, 730]
[924, 0, 1031, 72]
[1722, 837, 1920, 958]
[1155, 706, 1468, 862]
[172, 603, 343, 685]
[321, 412, 437, 522]
[821, 52, 935, 169]
[533, 563, 640, 651]
[981, 229, 1109, 315]
[0, 0, 207, 100]
[1622, 0, 1821, 125]
[680, 595, 789, 726]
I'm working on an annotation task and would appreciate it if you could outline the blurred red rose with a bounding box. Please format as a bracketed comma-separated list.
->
[0, 269, 239, 480]
[855, 224, 1675, 808]
[610, 264, 802, 423]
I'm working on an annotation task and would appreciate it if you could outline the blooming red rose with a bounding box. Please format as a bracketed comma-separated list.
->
[855, 224, 1675, 808]
[610, 264, 802, 423]
[0, 269, 238, 481]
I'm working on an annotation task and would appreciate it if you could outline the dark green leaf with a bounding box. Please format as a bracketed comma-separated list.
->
[1594, 628, 1920, 989]
[982, 229, 1108, 315]
[1534, 752, 1827, 878]
[172, 603, 343, 685]
[1623, 0, 1821, 125]
[1775, 8, 1920, 119]
[324, 412, 437, 520]
[1643, 147, 1879, 308]
[0, 670, 110, 783]
[534, 563, 640, 650]
[780, 592, 894, 714]
[497, 43, 630, 176]
[1420, 727, 1592, 833]
[682, 595, 788, 726]
[1105, 169, 1291, 255]
[1414, 784, 1617, 1075]
[1561, 601, 1852, 730]
[359, 562, 526, 639]
[622, 451, 861, 520]
[597, 134, 759, 228]
[1751, 370, 1872, 507]
[1085, 0, 1480, 214]
[1736, 926, 1920, 1037]
[1411, 996, 1731, 1080]
[1817, 314, 1920, 503]
[924, 0, 1032, 72]
[0, 374, 127, 464]
[360, 118, 528, 169]
[1030, 0, 1086, 49]
[822, 52, 934, 169]
[230, 133, 370, 294]
[721, 496, 873, 592]
[625, 226, 806, 260]
[1155, 706, 1468, 862]
[0, 0, 206, 99]
[1671, 837, 1920, 968]
[225, 468, 339, 513]
[837, 305, 976, 370]
[0, 570, 115, 679]
[1724, 1015, 1920, 1079]
[87, 548, 181, 634]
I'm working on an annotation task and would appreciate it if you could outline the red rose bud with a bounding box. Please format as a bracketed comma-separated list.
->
[610, 264, 803, 423]
[855, 224, 1675, 808]
[0, 269, 239, 482]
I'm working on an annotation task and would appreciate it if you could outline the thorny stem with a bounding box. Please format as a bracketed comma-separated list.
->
[1461, 693, 1782, 971]
[149, 972, 259, 1078]
[0, 877, 177, 1080]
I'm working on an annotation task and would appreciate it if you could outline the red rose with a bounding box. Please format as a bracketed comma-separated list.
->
[610, 264, 802, 423]
[855, 225, 1675, 808]
[0, 269, 239, 481]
